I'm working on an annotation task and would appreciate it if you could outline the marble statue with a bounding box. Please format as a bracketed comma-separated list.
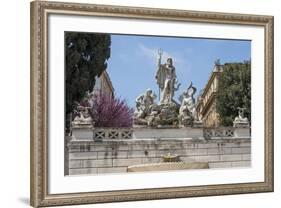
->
[178, 82, 199, 126]
[145, 102, 179, 127]
[146, 104, 161, 127]
[72, 91, 94, 126]
[158, 102, 179, 126]
[133, 87, 179, 127]
[233, 107, 249, 127]
[133, 89, 157, 125]
[72, 103, 93, 125]
[133, 50, 202, 128]
[155, 49, 181, 104]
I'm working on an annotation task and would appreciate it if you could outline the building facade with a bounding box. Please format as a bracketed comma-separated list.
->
[196, 64, 223, 127]
[93, 70, 114, 98]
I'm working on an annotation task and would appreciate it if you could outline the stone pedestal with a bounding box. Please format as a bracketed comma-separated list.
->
[233, 127, 250, 138]
[72, 124, 93, 141]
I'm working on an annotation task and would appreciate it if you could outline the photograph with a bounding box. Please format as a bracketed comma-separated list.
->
[0, 0, 278, 207]
[30, 1, 273, 206]
[65, 32, 252, 175]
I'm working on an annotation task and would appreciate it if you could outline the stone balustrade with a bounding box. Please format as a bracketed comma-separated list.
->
[203, 127, 250, 139]
[203, 127, 234, 139]
[93, 128, 133, 140]
[72, 126, 250, 141]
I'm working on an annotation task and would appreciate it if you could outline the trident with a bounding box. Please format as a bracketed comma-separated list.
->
[157, 48, 163, 101]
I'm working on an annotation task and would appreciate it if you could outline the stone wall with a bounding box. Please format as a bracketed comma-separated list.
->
[67, 137, 251, 175]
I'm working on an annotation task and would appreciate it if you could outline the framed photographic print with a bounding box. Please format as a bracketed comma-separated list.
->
[30, 1, 274, 207]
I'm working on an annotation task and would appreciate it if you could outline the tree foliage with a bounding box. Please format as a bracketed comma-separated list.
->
[65, 32, 111, 115]
[90, 93, 134, 127]
[216, 61, 251, 126]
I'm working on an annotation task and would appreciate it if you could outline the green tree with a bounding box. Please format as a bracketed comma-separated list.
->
[217, 61, 251, 126]
[65, 32, 111, 129]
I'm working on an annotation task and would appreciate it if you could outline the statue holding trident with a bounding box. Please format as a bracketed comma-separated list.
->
[155, 48, 181, 104]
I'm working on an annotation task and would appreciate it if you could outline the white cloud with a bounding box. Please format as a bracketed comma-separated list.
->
[137, 43, 158, 62]
[137, 43, 188, 66]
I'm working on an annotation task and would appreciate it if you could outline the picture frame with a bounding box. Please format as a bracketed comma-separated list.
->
[30, 1, 274, 207]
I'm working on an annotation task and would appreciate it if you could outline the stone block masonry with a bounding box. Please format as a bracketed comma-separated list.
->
[67, 137, 251, 175]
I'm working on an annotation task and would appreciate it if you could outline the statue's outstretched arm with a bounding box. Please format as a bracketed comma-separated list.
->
[136, 95, 143, 103]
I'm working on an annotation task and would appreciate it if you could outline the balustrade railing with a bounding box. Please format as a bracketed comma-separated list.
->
[92, 127, 237, 140]
[203, 127, 234, 139]
[93, 128, 133, 140]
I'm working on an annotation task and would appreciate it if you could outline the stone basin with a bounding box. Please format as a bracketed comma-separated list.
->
[162, 153, 180, 162]
[127, 162, 209, 172]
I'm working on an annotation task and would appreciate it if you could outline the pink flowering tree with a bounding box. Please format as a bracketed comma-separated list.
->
[90, 93, 134, 127]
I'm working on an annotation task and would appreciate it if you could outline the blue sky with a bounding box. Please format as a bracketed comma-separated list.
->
[106, 34, 251, 107]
